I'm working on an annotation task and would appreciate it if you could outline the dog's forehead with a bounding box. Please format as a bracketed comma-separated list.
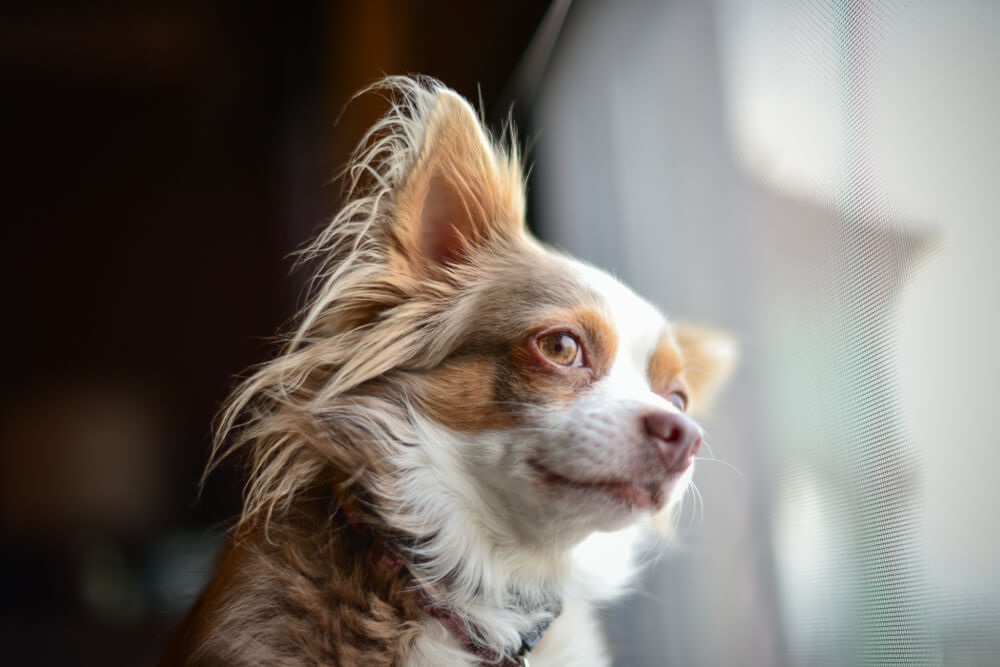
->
[567, 260, 667, 365]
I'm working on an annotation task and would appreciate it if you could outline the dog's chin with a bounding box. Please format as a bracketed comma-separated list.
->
[528, 459, 692, 532]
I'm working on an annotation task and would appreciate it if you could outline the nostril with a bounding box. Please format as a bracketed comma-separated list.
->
[643, 411, 684, 444]
[643, 409, 702, 469]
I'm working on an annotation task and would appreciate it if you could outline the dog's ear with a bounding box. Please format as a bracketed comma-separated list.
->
[392, 89, 525, 271]
[674, 322, 738, 415]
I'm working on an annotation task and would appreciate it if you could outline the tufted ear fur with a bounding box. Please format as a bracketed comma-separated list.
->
[391, 90, 526, 271]
[674, 322, 738, 415]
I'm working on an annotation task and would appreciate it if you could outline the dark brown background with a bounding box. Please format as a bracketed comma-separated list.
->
[1, 2, 553, 664]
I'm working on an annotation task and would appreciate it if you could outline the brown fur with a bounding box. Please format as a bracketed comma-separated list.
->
[165, 78, 532, 667]
[163, 494, 424, 666]
[413, 355, 510, 432]
[406, 305, 620, 433]
[648, 336, 687, 400]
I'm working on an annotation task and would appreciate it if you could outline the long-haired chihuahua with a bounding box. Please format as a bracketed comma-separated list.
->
[163, 76, 736, 667]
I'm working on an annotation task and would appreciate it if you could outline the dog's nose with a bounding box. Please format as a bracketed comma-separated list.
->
[643, 409, 702, 471]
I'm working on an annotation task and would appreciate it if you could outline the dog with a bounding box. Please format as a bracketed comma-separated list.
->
[162, 76, 736, 666]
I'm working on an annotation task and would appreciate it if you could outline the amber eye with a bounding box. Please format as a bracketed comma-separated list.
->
[537, 332, 583, 367]
[667, 391, 688, 412]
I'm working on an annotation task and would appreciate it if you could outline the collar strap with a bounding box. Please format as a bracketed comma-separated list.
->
[346, 510, 562, 665]
[416, 588, 562, 666]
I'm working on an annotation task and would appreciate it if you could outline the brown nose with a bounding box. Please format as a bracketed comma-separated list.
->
[643, 409, 702, 471]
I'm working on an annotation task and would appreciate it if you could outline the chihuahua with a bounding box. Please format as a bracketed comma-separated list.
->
[163, 76, 736, 667]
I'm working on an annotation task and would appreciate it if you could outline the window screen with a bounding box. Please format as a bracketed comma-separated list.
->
[534, 1, 1000, 665]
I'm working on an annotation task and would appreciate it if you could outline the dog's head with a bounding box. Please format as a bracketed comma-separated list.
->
[217, 78, 736, 554]
[346, 81, 737, 547]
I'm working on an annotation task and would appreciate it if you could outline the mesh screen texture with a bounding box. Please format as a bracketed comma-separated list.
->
[536, 1, 1000, 665]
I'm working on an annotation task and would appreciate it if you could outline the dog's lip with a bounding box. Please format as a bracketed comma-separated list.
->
[528, 459, 678, 512]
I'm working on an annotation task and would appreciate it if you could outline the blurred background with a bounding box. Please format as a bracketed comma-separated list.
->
[2, 1, 998, 665]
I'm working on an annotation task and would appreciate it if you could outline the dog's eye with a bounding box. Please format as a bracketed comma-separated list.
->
[667, 391, 688, 412]
[538, 332, 583, 367]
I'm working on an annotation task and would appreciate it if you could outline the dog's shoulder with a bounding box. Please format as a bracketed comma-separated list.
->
[163, 502, 424, 666]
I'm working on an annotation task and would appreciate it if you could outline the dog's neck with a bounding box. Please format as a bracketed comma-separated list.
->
[414, 583, 563, 665]
[325, 402, 637, 663]
[343, 495, 564, 665]
[353, 415, 582, 662]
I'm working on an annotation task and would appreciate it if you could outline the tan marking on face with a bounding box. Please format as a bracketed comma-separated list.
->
[505, 305, 619, 408]
[648, 335, 687, 400]
[416, 305, 622, 432]
[572, 307, 619, 378]
[672, 322, 738, 415]
[414, 356, 517, 432]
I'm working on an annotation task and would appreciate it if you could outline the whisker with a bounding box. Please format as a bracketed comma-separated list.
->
[690, 482, 705, 527]
[693, 456, 743, 478]
[682, 485, 696, 532]
[630, 588, 669, 605]
[700, 438, 716, 459]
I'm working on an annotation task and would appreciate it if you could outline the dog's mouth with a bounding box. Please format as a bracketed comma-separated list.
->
[528, 459, 683, 512]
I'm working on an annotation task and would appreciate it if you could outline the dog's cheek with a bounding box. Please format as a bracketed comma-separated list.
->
[412, 356, 519, 432]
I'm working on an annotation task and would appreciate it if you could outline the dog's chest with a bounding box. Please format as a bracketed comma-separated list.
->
[405, 601, 610, 667]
